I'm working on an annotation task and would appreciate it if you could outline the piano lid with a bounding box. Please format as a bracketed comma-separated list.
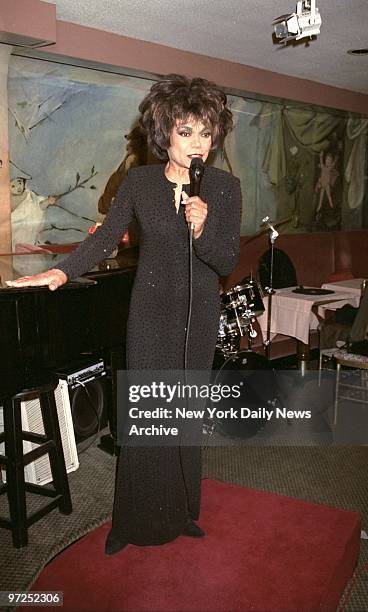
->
[0, 247, 138, 288]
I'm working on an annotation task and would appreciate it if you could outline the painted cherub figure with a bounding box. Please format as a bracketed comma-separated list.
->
[315, 150, 339, 212]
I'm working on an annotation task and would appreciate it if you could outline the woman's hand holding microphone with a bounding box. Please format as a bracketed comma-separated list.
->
[182, 192, 208, 239]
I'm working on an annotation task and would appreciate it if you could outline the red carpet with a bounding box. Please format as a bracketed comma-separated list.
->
[30, 479, 361, 611]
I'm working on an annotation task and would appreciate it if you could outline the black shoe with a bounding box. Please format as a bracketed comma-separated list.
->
[105, 531, 128, 555]
[183, 521, 205, 538]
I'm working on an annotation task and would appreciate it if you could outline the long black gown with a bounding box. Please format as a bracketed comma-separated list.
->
[57, 163, 242, 545]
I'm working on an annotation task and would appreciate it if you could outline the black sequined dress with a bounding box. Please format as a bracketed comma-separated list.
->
[57, 164, 242, 545]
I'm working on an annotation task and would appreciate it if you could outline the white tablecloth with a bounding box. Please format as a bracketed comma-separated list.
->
[321, 278, 364, 296]
[258, 286, 361, 345]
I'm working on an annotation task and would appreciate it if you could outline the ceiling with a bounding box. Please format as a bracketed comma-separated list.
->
[43, 0, 368, 95]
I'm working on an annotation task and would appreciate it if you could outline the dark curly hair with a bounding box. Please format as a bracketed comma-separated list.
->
[138, 74, 233, 160]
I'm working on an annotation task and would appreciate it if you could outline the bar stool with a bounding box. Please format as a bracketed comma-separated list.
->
[0, 377, 72, 547]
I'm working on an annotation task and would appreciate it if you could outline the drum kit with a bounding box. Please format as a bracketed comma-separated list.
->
[208, 214, 293, 440]
[217, 278, 265, 355]
[207, 277, 278, 439]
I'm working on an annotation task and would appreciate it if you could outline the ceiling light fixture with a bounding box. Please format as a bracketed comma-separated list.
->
[273, 0, 322, 45]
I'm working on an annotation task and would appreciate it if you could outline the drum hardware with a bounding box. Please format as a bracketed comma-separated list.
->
[216, 314, 255, 354]
[218, 279, 265, 353]
[248, 322, 258, 338]
[202, 420, 216, 436]
[243, 216, 292, 246]
[259, 216, 279, 360]
[223, 280, 265, 318]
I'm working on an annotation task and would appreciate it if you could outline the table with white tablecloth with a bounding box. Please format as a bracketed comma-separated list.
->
[321, 278, 364, 296]
[257, 286, 361, 368]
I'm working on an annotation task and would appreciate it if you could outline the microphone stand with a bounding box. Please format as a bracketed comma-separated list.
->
[262, 218, 279, 361]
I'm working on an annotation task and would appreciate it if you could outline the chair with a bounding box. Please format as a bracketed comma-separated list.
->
[319, 285, 368, 381]
[0, 377, 72, 547]
[318, 346, 342, 386]
[332, 349, 368, 426]
[320, 283, 368, 348]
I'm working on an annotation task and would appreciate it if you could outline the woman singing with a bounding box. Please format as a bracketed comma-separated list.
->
[7, 74, 242, 555]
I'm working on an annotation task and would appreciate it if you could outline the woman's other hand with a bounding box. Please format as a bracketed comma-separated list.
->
[182, 192, 208, 239]
[5, 268, 68, 291]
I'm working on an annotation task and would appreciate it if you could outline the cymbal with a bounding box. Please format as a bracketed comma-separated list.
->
[244, 216, 293, 243]
[273, 215, 293, 228]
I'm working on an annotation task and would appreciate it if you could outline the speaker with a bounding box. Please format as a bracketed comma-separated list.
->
[53, 357, 108, 444]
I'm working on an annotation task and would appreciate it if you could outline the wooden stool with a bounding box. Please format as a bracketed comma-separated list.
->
[0, 377, 72, 547]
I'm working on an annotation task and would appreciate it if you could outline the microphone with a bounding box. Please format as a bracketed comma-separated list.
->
[188, 157, 204, 233]
[189, 157, 204, 197]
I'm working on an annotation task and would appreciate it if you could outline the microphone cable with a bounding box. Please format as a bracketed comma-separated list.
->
[184, 229, 194, 372]
[181, 157, 204, 510]
[183, 158, 204, 372]
[180, 158, 206, 515]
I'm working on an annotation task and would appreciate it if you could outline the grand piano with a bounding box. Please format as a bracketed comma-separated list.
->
[0, 248, 138, 451]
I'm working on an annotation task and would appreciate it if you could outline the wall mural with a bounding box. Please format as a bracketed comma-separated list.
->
[6, 55, 368, 255]
[7, 56, 154, 252]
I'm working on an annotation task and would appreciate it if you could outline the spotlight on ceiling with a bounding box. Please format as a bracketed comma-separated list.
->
[273, 0, 322, 45]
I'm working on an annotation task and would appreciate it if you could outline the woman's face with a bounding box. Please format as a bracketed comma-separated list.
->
[167, 118, 212, 171]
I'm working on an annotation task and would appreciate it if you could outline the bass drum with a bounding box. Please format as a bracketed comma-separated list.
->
[211, 351, 277, 438]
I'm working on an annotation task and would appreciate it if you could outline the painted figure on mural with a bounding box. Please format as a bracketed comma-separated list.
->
[10, 178, 60, 251]
[315, 150, 339, 214]
[98, 124, 159, 215]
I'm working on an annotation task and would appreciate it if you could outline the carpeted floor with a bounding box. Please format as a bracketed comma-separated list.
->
[0, 434, 116, 597]
[30, 479, 362, 612]
[204, 446, 368, 611]
[1, 423, 368, 610]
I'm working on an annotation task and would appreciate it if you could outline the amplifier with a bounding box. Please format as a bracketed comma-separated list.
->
[54, 358, 106, 389]
[53, 357, 108, 443]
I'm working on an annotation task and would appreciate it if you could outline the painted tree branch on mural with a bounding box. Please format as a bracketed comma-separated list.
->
[9, 107, 30, 142]
[57, 167, 98, 198]
[50, 167, 98, 223]
[39, 224, 86, 235]
[9, 160, 33, 178]
[9, 87, 83, 142]
[52, 204, 95, 223]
